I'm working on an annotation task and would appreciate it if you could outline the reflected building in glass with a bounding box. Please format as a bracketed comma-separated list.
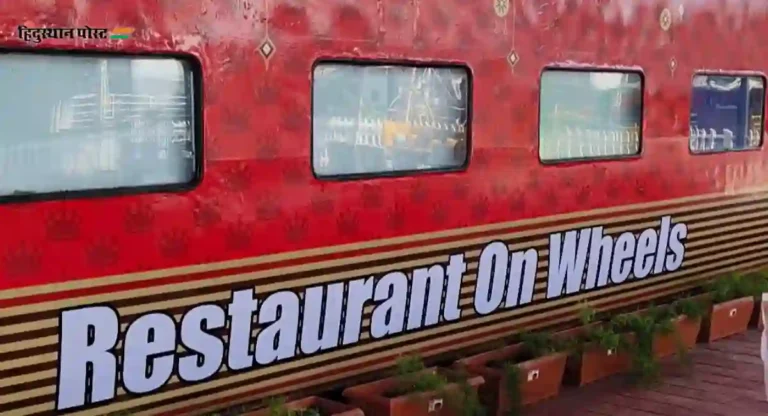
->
[312, 63, 469, 177]
[0, 54, 196, 196]
[539, 70, 643, 162]
[689, 75, 765, 153]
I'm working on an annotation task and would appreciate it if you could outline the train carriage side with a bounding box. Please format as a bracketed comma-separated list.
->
[1, 1, 768, 415]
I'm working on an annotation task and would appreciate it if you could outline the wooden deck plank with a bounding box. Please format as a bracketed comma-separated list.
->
[595, 394, 700, 416]
[525, 330, 767, 416]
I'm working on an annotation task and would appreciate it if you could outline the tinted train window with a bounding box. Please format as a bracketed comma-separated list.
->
[689, 74, 765, 153]
[539, 70, 643, 162]
[0, 53, 198, 198]
[312, 62, 469, 178]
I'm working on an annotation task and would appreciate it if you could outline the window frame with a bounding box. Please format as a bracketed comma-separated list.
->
[310, 57, 473, 181]
[537, 65, 646, 165]
[0, 48, 203, 205]
[688, 71, 767, 156]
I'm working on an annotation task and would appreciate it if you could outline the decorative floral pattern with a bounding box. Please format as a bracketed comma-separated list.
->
[45, 209, 81, 242]
[86, 237, 120, 268]
[159, 229, 189, 259]
[194, 200, 222, 228]
[3, 243, 41, 280]
[285, 215, 309, 243]
[0, 0, 762, 292]
[124, 203, 155, 235]
[225, 221, 252, 251]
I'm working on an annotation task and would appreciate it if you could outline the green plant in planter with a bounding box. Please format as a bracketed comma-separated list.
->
[577, 303, 597, 324]
[502, 363, 522, 416]
[707, 273, 756, 304]
[754, 277, 768, 298]
[393, 355, 449, 396]
[671, 297, 706, 320]
[266, 397, 321, 416]
[669, 296, 707, 364]
[450, 373, 487, 416]
[576, 305, 622, 353]
[517, 331, 567, 358]
[611, 305, 678, 385]
[495, 331, 568, 416]
[743, 270, 768, 300]
[393, 355, 485, 416]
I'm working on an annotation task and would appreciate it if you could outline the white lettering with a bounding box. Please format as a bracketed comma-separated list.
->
[57, 306, 119, 410]
[370, 272, 408, 339]
[585, 226, 613, 289]
[226, 289, 259, 371]
[475, 242, 509, 315]
[547, 218, 688, 297]
[122, 313, 176, 394]
[342, 277, 374, 345]
[255, 291, 299, 365]
[443, 254, 466, 321]
[653, 216, 672, 274]
[610, 232, 635, 284]
[407, 265, 445, 330]
[505, 248, 538, 307]
[547, 229, 591, 299]
[54, 216, 691, 412]
[300, 283, 344, 354]
[178, 304, 225, 382]
[634, 228, 658, 279]
[666, 222, 688, 271]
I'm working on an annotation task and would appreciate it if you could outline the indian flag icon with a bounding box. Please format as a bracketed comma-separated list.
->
[110, 27, 134, 40]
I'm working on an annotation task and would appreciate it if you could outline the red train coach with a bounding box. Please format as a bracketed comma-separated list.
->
[1, 0, 767, 415]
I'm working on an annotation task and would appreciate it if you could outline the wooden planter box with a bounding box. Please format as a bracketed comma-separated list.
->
[342, 368, 484, 416]
[700, 297, 754, 343]
[454, 344, 567, 416]
[653, 316, 702, 358]
[243, 396, 363, 416]
[565, 340, 633, 386]
[556, 324, 633, 387]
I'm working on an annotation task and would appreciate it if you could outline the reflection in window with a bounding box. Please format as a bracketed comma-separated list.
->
[539, 70, 643, 162]
[690, 74, 764, 153]
[0, 53, 196, 197]
[312, 63, 469, 178]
